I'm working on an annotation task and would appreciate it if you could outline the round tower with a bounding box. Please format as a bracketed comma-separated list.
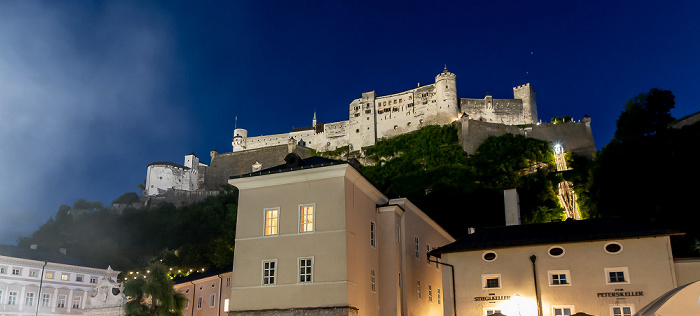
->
[232, 128, 248, 152]
[435, 65, 459, 123]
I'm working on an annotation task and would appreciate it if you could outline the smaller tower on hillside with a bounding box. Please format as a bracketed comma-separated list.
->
[232, 128, 248, 152]
[184, 152, 199, 169]
[312, 110, 317, 127]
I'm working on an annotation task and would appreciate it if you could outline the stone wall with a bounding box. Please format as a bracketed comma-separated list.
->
[460, 97, 526, 125]
[204, 144, 313, 190]
[459, 117, 596, 157]
[142, 189, 219, 207]
[229, 306, 358, 316]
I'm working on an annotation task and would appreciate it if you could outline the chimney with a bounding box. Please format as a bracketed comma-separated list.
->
[59, 248, 67, 255]
[504, 189, 521, 226]
[30, 244, 37, 250]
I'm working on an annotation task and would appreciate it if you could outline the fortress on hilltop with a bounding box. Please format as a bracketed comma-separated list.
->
[144, 67, 595, 201]
[231, 67, 538, 153]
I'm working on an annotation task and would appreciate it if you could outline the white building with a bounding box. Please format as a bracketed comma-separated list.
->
[430, 219, 700, 316]
[227, 155, 455, 315]
[145, 153, 206, 196]
[0, 245, 124, 316]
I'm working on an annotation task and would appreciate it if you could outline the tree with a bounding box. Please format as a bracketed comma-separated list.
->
[123, 264, 186, 316]
[614, 88, 675, 143]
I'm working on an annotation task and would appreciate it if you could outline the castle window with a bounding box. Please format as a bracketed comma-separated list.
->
[383, 101, 386, 105]
[407, 122, 411, 127]
[356, 129, 359, 133]
[394, 125, 398, 130]
[409, 95, 412, 100]
[394, 100, 397, 104]
[399, 98, 402, 103]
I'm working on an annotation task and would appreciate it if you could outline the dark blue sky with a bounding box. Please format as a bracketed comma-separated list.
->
[1, 0, 698, 244]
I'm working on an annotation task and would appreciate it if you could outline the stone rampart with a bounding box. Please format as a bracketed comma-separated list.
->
[143, 189, 219, 207]
[459, 118, 596, 157]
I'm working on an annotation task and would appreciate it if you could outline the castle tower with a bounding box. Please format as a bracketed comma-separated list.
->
[513, 83, 538, 124]
[232, 128, 248, 152]
[184, 152, 199, 169]
[348, 91, 377, 150]
[434, 65, 459, 123]
[312, 110, 317, 127]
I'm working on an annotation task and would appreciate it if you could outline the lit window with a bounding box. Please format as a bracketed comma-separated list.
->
[299, 204, 314, 233]
[370, 269, 376, 292]
[415, 236, 420, 258]
[612, 305, 633, 316]
[224, 299, 230, 312]
[482, 274, 501, 289]
[41, 294, 51, 307]
[262, 260, 277, 285]
[8, 291, 18, 305]
[197, 296, 202, 309]
[209, 294, 215, 307]
[25, 292, 35, 306]
[428, 284, 433, 302]
[12, 268, 21, 276]
[417, 280, 421, 300]
[46, 272, 54, 279]
[299, 258, 313, 283]
[553, 306, 574, 315]
[264, 208, 279, 236]
[370, 221, 376, 247]
[72, 296, 81, 309]
[605, 267, 630, 284]
[61, 274, 69, 281]
[549, 270, 571, 286]
[57, 295, 66, 308]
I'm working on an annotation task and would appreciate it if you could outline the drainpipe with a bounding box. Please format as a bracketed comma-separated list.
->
[35, 261, 48, 316]
[428, 257, 457, 316]
[530, 255, 542, 316]
[190, 281, 196, 316]
[216, 275, 223, 316]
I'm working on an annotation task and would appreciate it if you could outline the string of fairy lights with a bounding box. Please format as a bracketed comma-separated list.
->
[127, 267, 207, 280]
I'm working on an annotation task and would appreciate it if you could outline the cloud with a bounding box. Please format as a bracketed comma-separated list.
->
[0, 2, 185, 243]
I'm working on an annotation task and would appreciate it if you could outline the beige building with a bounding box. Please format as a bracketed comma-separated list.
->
[430, 219, 699, 316]
[0, 245, 123, 316]
[173, 267, 232, 316]
[228, 156, 454, 315]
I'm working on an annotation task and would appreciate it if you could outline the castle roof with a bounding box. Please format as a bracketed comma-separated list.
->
[430, 218, 681, 257]
[147, 162, 190, 169]
[291, 126, 315, 132]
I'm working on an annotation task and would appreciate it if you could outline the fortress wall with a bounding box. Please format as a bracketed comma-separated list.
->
[375, 90, 422, 139]
[460, 98, 526, 125]
[527, 121, 596, 158]
[459, 119, 596, 157]
[143, 189, 219, 207]
[314, 121, 350, 152]
[145, 164, 195, 196]
[459, 119, 522, 154]
[204, 145, 312, 190]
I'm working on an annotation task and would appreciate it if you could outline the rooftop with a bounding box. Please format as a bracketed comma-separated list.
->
[0, 244, 107, 269]
[431, 218, 681, 256]
[229, 155, 347, 180]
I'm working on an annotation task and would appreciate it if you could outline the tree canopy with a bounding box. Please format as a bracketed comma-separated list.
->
[123, 263, 187, 316]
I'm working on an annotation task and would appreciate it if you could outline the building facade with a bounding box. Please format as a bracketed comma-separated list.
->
[173, 268, 232, 316]
[430, 219, 696, 316]
[227, 157, 454, 315]
[0, 246, 123, 316]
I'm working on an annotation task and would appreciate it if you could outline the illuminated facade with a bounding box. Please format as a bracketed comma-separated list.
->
[0, 245, 123, 316]
[173, 267, 232, 316]
[431, 219, 699, 316]
[227, 157, 454, 315]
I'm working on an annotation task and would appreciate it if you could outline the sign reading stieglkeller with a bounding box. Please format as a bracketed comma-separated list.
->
[596, 291, 643, 298]
[474, 296, 511, 301]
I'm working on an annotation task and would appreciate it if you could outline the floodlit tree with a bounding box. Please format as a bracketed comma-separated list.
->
[123, 264, 186, 316]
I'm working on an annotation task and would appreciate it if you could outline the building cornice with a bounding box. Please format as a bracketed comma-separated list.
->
[388, 198, 455, 242]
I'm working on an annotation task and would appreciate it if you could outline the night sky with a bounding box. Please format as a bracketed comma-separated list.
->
[1, 0, 698, 244]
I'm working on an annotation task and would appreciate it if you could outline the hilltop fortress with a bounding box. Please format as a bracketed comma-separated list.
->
[231, 67, 538, 153]
[145, 67, 595, 200]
